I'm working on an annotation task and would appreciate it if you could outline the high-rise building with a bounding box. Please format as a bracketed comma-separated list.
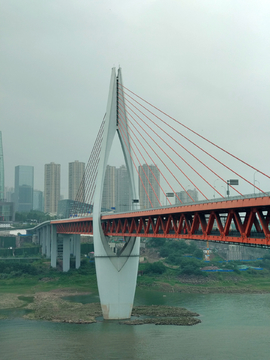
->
[175, 189, 198, 204]
[138, 164, 160, 209]
[0, 134, 14, 221]
[0, 132, 4, 201]
[14, 165, 34, 212]
[116, 165, 131, 212]
[33, 190, 44, 212]
[5, 187, 14, 203]
[102, 165, 116, 211]
[44, 162, 60, 215]
[68, 160, 85, 201]
[101, 165, 132, 212]
[0, 202, 14, 221]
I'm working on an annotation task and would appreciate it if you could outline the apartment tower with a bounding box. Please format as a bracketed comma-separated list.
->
[101, 165, 116, 211]
[44, 162, 60, 215]
[138, 164, 160, 209]
[68, 160, 85, 202]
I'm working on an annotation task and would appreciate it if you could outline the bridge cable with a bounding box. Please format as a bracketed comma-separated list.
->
[118, 109, 163, 207]
[118, 104, 174, 205]
[119, 84, 268, 195]
[118, 90, 210, 200]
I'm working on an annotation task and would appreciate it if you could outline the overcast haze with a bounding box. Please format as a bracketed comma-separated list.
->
[1, 0, 270, 198]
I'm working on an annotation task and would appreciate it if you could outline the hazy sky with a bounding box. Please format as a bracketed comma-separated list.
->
[1, 0, 269, 198]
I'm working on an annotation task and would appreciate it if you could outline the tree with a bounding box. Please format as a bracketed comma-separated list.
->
[143, 261, 166, 274]
[193, 248, 203, 259]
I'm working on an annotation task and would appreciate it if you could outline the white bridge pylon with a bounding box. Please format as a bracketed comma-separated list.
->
[93, 68, 140, 320]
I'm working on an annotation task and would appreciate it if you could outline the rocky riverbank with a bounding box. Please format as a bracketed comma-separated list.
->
[0, 289, 201, 326]
[25, 289, 101, 324]
[121, 305, 201, 326]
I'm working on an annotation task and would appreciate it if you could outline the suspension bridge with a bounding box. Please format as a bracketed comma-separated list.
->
[32, 67, 270, 320]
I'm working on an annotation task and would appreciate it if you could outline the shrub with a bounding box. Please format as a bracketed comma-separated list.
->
[179, 258, 203, 276]
[193, 248, 203, 259]
[143, 261, 166, 275]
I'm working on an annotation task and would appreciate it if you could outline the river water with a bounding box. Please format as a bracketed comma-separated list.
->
[1, 289, 270, 360]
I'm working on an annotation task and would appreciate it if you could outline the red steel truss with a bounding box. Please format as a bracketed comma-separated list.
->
[52, 196, 270, 247]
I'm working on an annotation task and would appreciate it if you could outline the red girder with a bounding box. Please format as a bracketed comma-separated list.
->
[51, 197, 270, 247]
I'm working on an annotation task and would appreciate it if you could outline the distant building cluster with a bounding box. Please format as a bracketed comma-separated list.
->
[0, 130, 200, 222]
[102, 165, 132, 212]
[175, 189, 199, 204]
[0, 131, 86, 221]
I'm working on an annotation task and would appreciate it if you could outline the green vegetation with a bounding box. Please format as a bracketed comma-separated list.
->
[81, 243, 94, 255]
[0, 238, 270, 296]
[140, 261, 166, 275]
[15, 210, 56, 224]
[137, 239, 270, 293]
[0, 258, 97, 294]
[0, 245, 41, 257]
[148, 238, 205, 276]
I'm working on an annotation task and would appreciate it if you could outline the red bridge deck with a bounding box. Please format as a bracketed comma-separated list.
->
[52, 195, 270, 248]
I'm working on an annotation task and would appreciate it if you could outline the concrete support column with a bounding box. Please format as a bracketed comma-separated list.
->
[70, 237, 74, 256]
[74, 234, 81, 269]
[63, 235, 70, 272]
[45, 226, 51, 258]
[41, 227, 46, 256]
[51, 225, 57, 268]
[37, 229, 41, 247]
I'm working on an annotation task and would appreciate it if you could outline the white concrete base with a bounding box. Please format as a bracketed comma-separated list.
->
[94, 237, 140, 320]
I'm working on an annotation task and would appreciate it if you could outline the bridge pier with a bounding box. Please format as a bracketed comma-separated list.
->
[62, 235, 71, 272]
[92, 68, 140, 319]
[94, 228, 140, 319]
[45, 225, 51, 258]
[74, 234, 81, 269]
[51, 225, 57, 268]
[41, 227, 46, 256]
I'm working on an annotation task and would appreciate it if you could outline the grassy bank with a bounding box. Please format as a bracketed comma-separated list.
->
[137, 268, 270, 293]
[1, 254, 270, 296]
[0, 259, 98, 295]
